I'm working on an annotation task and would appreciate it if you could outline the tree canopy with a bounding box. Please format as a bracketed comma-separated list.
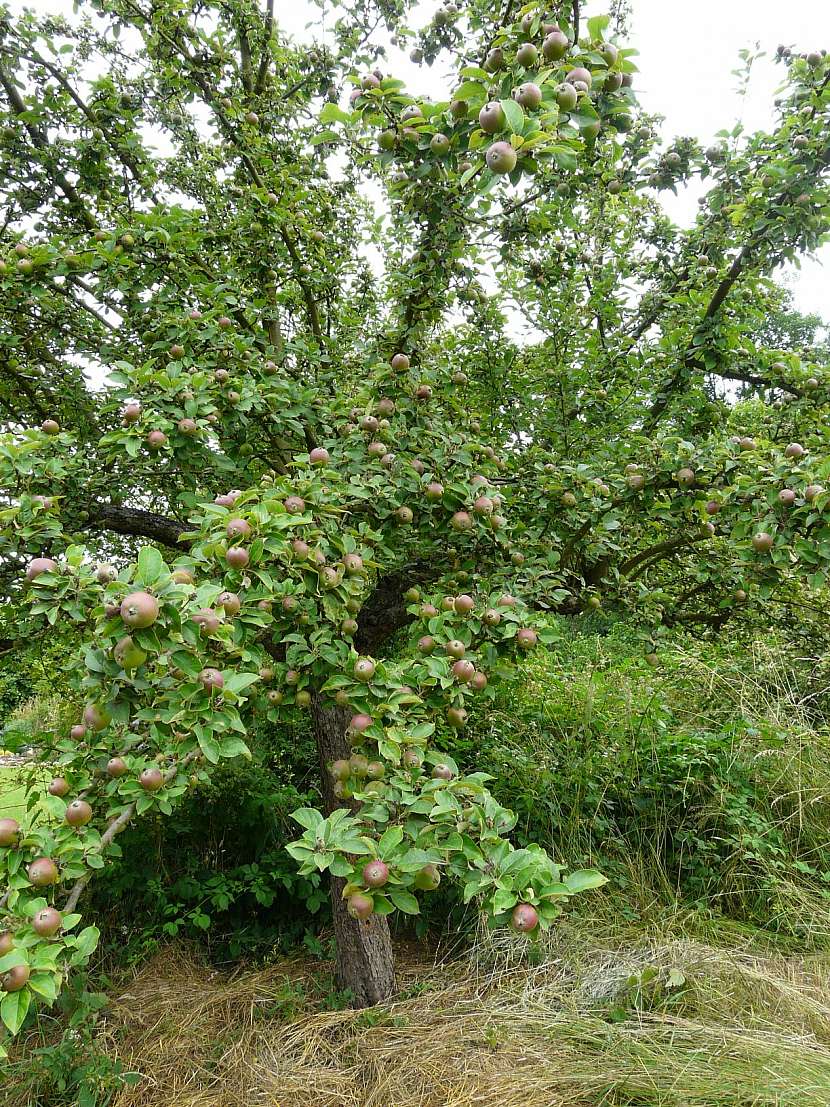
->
[0, 0, 828, 1040]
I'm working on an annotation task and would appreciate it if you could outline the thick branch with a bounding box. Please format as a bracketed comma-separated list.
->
[254, 0, 274, 94]
[83, 504, 189, 548]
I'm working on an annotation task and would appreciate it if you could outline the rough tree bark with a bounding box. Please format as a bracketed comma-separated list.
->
[311, 695, 396, 1006]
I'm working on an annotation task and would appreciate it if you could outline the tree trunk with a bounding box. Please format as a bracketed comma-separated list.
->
[311, 696, 395, 1007]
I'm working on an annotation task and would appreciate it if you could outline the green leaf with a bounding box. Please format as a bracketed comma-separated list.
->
[292, 808, 325, 831]
[499, 98, 525, 135]
[136, 546, 164, 585]
[587, 14, 611, 39]
[564, 869, 608, 894]
[389, 889, 420, 915]
[320, 102, 353, 125]
[310, 130, 339, 146]
[378, 825, 404, 856]
[1, 989, 30, 1034]
[197, 729, 222, 764]
[28, 972, 58, 1002]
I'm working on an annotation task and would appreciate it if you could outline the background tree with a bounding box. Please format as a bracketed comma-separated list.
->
[0, 0, 828, 1049]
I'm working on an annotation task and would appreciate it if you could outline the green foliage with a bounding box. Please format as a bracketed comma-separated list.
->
[0, 0, 828, 1043]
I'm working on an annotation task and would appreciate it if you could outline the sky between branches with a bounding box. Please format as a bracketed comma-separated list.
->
[6, 0, 829, 322]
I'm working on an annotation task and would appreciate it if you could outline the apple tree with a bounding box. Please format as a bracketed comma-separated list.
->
[0, 0, 828, 1048]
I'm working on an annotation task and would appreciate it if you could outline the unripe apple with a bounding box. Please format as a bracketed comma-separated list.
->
[193, 608, 221, 634]
[26, 557, 57, 582]
[516, 627, 538, 650]
[403, 747, 423, 769]
[41, 418, 60, 435]
[514, 82, 542, 110]
[199, 668, 224, 692]
[478, 101, 506, 134]
[349, 754, 369, 777]
[65, 799, 93, 827]
[346, 893, 374, 920]
[390, 352, 410, 370]
[354, 657, 376, 682]
[805, 484, 823, 502]
[362, 860, 389, 888]
[542, 30, 569, 61]
[752, 532, 774, 553]
[430, 133, 450, 155]
[284, 495, 306, 514]
[470, 670, 488, 692]
[140, 767, 164, 792]
[121, 591, 159, 628]
[1, 965, 30, 992]
[445, 639, 465, 659]
[484, 48, 504, 72]
[511, 903, 539, 932]
[48, 777, 70, 797]
[218, 591, 241, 615]
[418, 635, 436, 654]
[107, 757, 128, 778]
[330, 758, 351, 781]
[0, 932, 13, 957]
[147, 430, 167, 449]
[349, 713, 373, 735]
[447, 706, 467, 728]
[451, 510, 473, 531]
[485, 141, 517, 175]
[395, 505, 413, 524]
[28, 857, 59, 885]
[452, 659, 475, 683]
[414, 863, 441, 891]
[425, 482, 444, 502]
[779, 488, 796, 506]
[566, 67, 592, 88]
[267, 689, 284, 706]
[483, 608, 501, 626]
[0, 818, 20, 847]
[83, 702, 111, 731]
[226, 546, 250, 569]
[343, 553, 364, 576]
[676, 467, 695, 487]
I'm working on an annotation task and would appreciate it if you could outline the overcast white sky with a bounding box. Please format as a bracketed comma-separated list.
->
[7, 0, 830, 321]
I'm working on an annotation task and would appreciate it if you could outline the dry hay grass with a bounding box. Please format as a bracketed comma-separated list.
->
[74, 922, 830, 1107]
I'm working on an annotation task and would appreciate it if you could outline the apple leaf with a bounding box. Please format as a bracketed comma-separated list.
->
[1, 988, 30, 1034]
[499, 97, 525, 135]
[389, 889, 420, 914]
[136, 546, 164, 585]
[564, 869, 608, 893]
